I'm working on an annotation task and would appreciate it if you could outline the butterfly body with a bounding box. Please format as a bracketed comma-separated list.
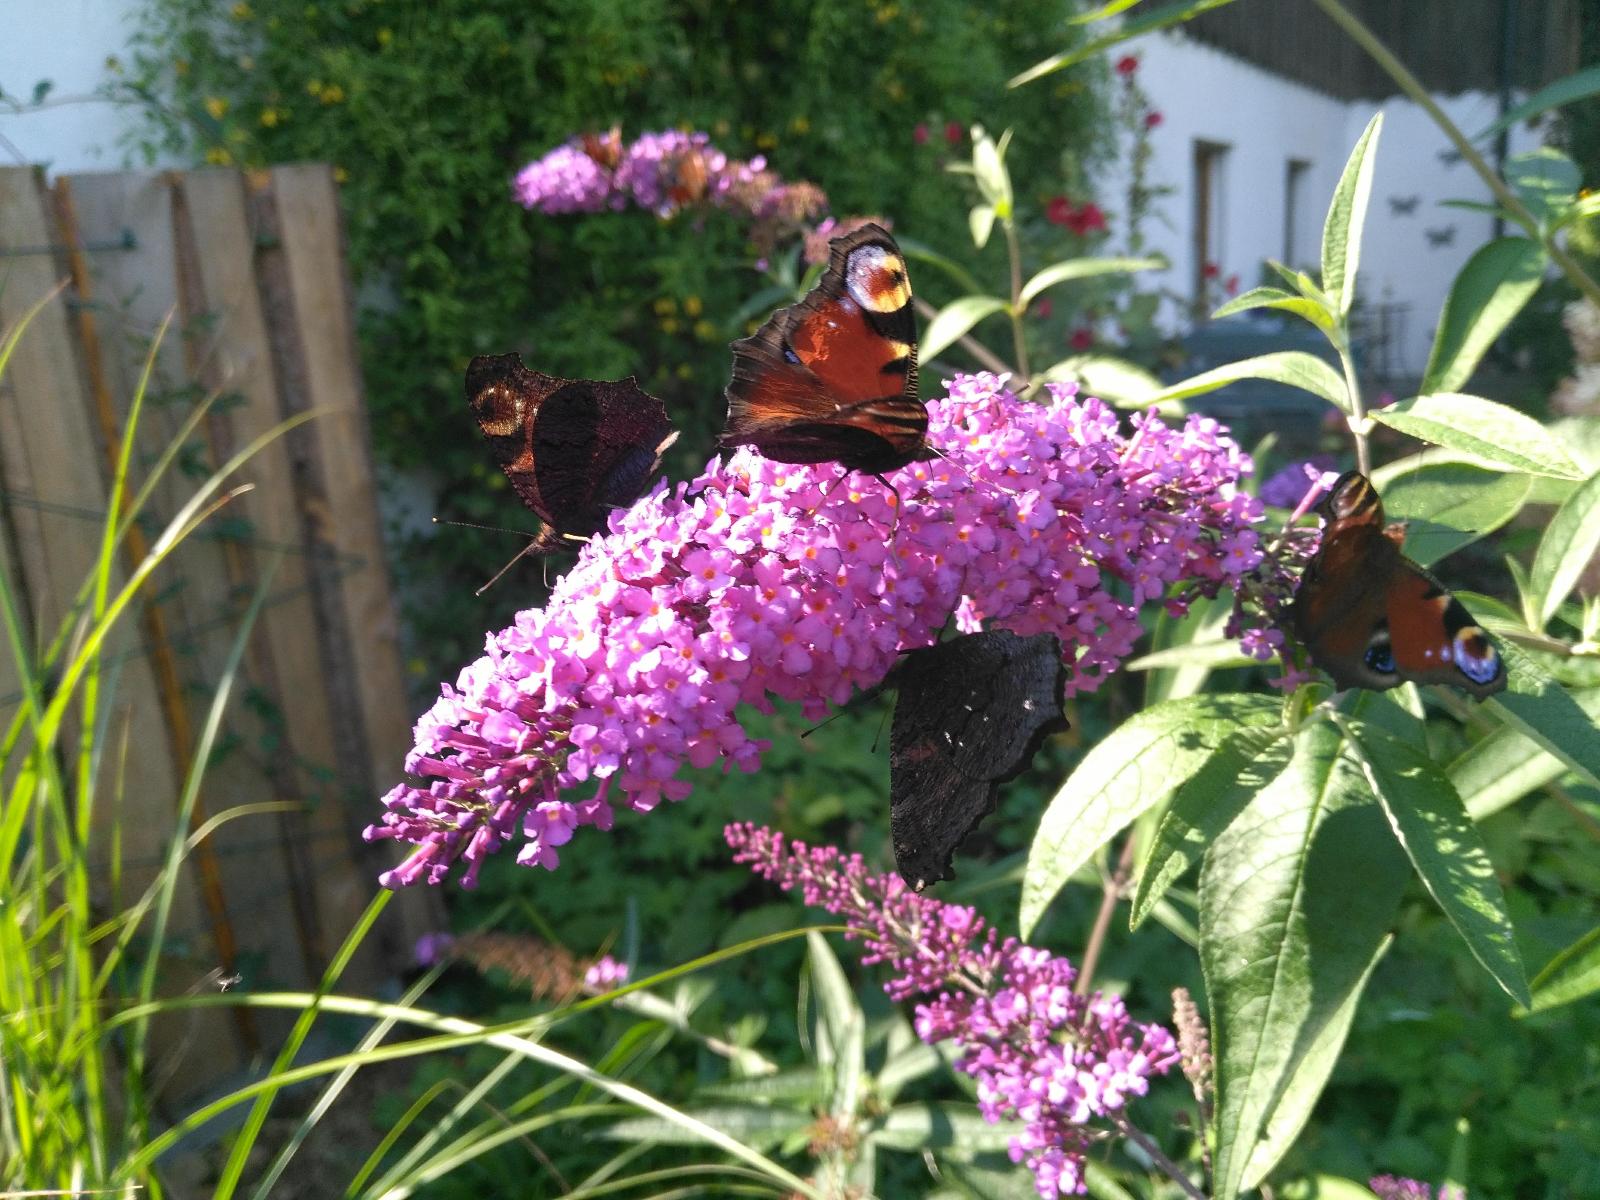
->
[1290, 470, 1505, 697]
[466, 353, 678, 553]
[887, 630, 1068, 891]
[723, 223, 933, 475]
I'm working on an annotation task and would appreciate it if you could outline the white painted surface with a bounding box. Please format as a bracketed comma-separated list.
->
[1102, 32, 1544, 377]
[0, 0, 158, 173]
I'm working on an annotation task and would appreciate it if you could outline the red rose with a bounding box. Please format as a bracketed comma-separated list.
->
[913, 122, 929, 145]
[1144, 111, 1163, 129]
[1034, 297, 1054, 320]
[1070, 327, 1094, 351]
[1116, 55, 1139, 76]
[1203, 261, 1220, 279]
[944, 120, 963, 146]
[1074, 201, 1107, 235]
[1046, 195, 1073, 226]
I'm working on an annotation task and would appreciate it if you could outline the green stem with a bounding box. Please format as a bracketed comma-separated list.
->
[1002, 216, 1032, 383]
[1336, 335, 1371, 476]
[1310, 0, 1600, 310]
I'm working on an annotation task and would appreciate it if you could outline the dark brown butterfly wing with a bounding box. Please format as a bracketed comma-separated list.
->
[888, 630, 1068, 891]
[466, 353, 677, 548]
[1290, 471, 1505, 697]
[723, 223, 930, 474]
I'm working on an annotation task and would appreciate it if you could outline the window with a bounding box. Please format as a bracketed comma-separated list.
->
[1193, 140, 1230, 314]
[1285, 158, 1311, 267]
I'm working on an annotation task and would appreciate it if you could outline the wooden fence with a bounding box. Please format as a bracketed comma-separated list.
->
[0, 164, 437, 1089]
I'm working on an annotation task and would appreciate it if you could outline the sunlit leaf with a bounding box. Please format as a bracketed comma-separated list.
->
[1370, 458, 1532, 566]
[1212, 286, 1336, 333]
[1017, 256, 1165, 307]
[1373, 394, 1584, 479]
[922, 295, 1009, 362]
[1448, 688, 1600, 819]
[1475, 63, 1600, 141]
[1529, 470, 1600, 628]
[1422, 237, 1546, 394]
[1487, 640, 1600, 789]
[1323, 114, 1383, 318]
[1145, 351, 1350, 412]
[1008, 0, 1241, 88]
[1524, 925, 1600, 1014]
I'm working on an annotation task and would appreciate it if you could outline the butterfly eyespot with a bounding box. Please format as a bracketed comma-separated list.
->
[1363, 642, 1396, 675]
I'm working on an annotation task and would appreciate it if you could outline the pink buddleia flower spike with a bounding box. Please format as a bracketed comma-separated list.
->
[724, 822, 1181, 1197]
[367, 374, 1290, 887]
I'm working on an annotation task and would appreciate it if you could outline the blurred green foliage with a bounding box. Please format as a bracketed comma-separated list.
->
[127, 0, 1110, 675]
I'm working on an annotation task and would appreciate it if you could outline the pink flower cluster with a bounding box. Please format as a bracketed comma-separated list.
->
[1370, 1177, 1465, 1200]
[366, 373, 1272, 889]
[514, 128, 821, 226]
[725, 822, 1180, 1196]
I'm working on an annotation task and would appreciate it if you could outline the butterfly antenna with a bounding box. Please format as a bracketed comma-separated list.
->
[433, 516, 532, 537]
[872, 474, 906, 541]
[800, 707, 853, 740]
[869, 703, 891, 754]
[475, 540, 541, 596]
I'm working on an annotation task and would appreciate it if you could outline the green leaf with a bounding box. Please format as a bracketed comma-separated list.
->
[1525, 925, 1600, 1014]
[897, 237, 986, 294]
[1505, 147, 1583, 227]
[1202, 719, 1410, 1200]
[807, 932, 864, 1121]
[1017, 256, 1165, 307]
[1529, 470, 1600, 628]
[922, 295, 1009, 362]
[601, 1106, 811, 1147]
[969, 203, 997, 249]
[1372, 394, 1584, 479]
[1475, 62, 1600, 141]
[970, 126, 1012, 213]
[1323, 114, 1383, 318]
[1008, 0, 1241, 87]
[1369, 458, 1532, 566]
[1448, 689, 1600, 819]
[1130, 724, 1295, 928]
[1212, 286, 1336, 333]
[1036, 354, 1165, 409]
[1124, 640, 1258, 673]
[1020, 694, 1282, 938]
[1487, 639, 1600, 789]
[1071, 0, 1148, 22]
[1422, 237, 1546, 394]
[1241, 936, 1391, 1191]
[1144, 351, 1350, 412]
[1340, 715, 1529, 1004]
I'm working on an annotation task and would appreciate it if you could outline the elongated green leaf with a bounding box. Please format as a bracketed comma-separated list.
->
[1488, 640, 1600, 789]
[1422, 237, 1545, 394]
[1018, 256, 1165, 307]
[870, 1103, 1018, 1153]
[1202, 719, 1410, 1200]
[922, 295, 1009, 362]
[1130, 724, 1295, 928]
[1241, 936, 1391, 1190]
[1373, 394, 1584, 479]
[898, 237, 986, 294]
[1145, 351, 1350, 411]
[1530, 470, 1600, 628]
[1476, 63, 1600, 141]
[1212, 286, 1336, 333]
[1341, 716, 1529, 1004]
[1525, 925, 1600, 1014]
[1124, 640, 1257, 673]
[1072, 0, 1147, 22]
[601, 1106, 812, 1147]
[969, 202, 997, 249]
[1037, 354, 1166, 409]
[1506, 148, 1583, 227]
[1323, 114, 1383, 318]
[1008, 0, 1241, 87]
[1021, 694, 1282, 938]
[807, 932, 864, 1121]
[1449, 689, 1600, 819]
[1371, 458, 1532, 566]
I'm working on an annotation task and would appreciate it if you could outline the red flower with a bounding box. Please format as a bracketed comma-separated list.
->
[1202, 261, 1220, 279]
[1046, 195, 1073, 227]
[1072, 201, 1107, 235]
[913, 122, 929, 145]
[1116, 55, 1139, 76]
[1070, 327, 1094, 351]
[1034, 297, 1054, 320]
[944, 120, 964, 146]
[1144, 111, 1163, 129]
[1225, 274, 1240, 296]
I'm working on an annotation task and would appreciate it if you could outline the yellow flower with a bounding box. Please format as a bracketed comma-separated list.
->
[307, 78, 323, 96]
[788, 115, 810, 135]
[320, 84, 346, 104]
[333, 166, 349, 184]
[259, 107, 281, 127]
[676, 364, 694, 380]
[205, 146, 233, 165]
[694, 319, 716, 340]
[204, 96, 228, 120]
[660, 318, 680, 334]
[683, 295, 703, 317]
[755, 131, 778, 150]
[231, 0, 252, 18]
[653, 297, 677, 316]
[713, 119, 731, 137]
[377, 27, 393, 46]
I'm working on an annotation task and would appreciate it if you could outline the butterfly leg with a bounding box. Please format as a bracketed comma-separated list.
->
[872, 473, 906, 541]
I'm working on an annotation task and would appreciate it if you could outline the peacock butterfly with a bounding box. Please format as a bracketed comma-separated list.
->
[580, 124, 624, 171]
[466, 353, 678, 554]
[1290, 470, 1506, 698]
[887, 630, 1068, 891]
[721, 223, 934, 476]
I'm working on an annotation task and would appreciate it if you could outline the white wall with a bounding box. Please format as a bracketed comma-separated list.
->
[1103, 32, 1544, 378]
[0, 0, 158, 173]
